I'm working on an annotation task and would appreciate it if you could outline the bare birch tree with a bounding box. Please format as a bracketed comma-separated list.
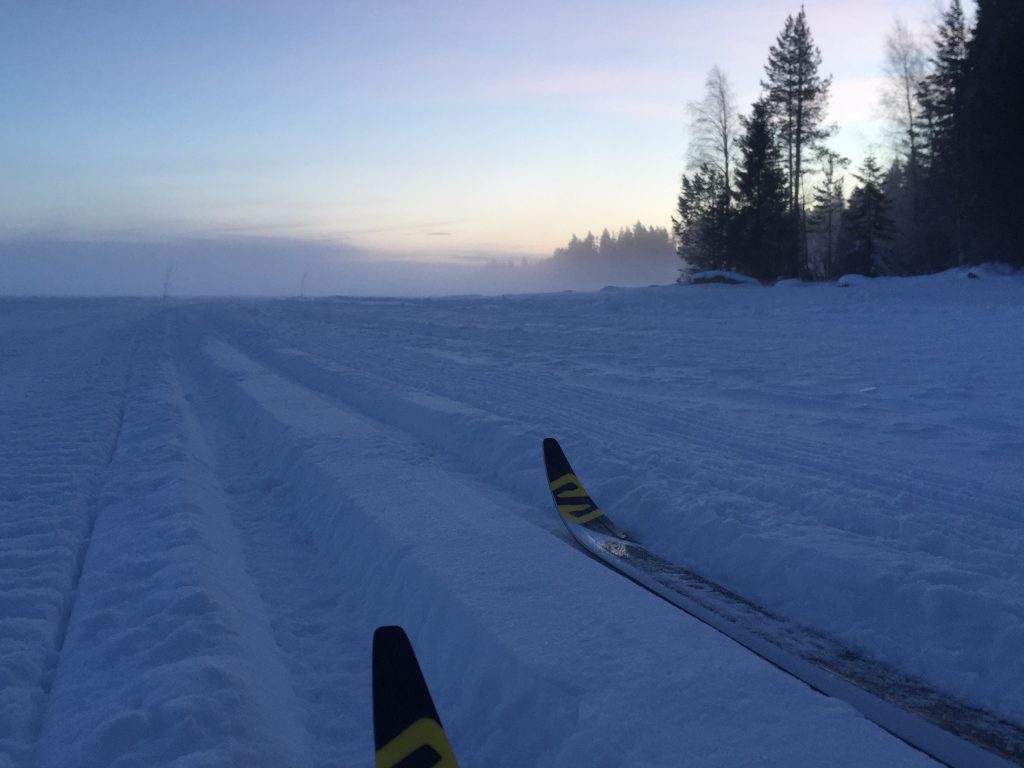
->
[686, 66, 739, 200]
[880, 17, 926, 167]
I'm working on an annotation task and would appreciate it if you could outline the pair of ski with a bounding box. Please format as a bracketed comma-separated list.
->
[373, 438, 1017, 768]
[368, 438, 603, 768]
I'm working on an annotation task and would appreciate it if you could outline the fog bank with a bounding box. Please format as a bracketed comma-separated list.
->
[0, 238, 681, 297]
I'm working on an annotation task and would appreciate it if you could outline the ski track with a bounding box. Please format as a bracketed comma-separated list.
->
[0, 301, 144, 768]
[1, 283, 1021, 767]
[178, 321, 937, 768]
[32, 314, 313, 768]
[223, 300, 1014, 510]
[197, 288, 1024, 727]
[170, 318, 372, 767]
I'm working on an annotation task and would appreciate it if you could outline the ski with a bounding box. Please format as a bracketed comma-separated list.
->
[542, 437, 1020, 768]
[372, 625, 460, 768]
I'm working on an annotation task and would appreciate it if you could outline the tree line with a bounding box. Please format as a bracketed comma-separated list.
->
[552, 222, 673, 267]
[673, 1, 1024, 283]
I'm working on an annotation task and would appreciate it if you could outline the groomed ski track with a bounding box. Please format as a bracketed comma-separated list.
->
[1, 284, 1021, 767]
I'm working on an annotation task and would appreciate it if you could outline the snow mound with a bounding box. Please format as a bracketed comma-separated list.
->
[837, 273, 872, 287]
[688, 270, 761, 285]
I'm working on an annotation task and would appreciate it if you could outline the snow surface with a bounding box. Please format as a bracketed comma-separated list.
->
[688, 270, 763, 285]
[1, 272, 1021, 766]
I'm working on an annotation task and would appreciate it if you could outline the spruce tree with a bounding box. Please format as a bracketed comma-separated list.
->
[843, 155, 893, 276]
[961, 0, 1024, 267]
[732, 100, 792, 282]
[918, 0, 969, 166]
[916, 0, 970, 269]
[807, 149, 847, 280]
[673, 163, 731, 274]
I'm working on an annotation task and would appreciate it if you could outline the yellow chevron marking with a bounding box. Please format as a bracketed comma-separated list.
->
[376, 717, 458, 768]
[548, 472, 578, 492]
[549, 473, 604, 524]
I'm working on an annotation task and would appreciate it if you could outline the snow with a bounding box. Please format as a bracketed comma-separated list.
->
[688, 270, 762, 285]
[1, 270, 1022, 766]
[837, 273, 873, 287]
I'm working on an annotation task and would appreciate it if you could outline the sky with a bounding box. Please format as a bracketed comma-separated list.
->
[1, 0, 974, 263]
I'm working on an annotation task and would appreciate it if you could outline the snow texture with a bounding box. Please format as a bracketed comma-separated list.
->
[688, 270, 763, 285]
[1, 270, 1022, 766]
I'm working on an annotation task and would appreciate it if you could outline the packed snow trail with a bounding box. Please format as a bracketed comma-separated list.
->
[0, 275, 1020, 767]
[193, 278, 1024, 727]
[179, 325, 937, 767]
[171, 318, 373, 767]
[33, 316, 312, 767]
[0, 301, 144, 767]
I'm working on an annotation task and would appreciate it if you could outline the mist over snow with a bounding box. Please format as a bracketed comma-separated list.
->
[0, 237, 681, 297]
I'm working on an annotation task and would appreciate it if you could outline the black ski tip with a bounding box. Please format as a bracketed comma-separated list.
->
[543, 437, 628, 538]
[542, 437, 570, 481]
[372, 626, 459, 767]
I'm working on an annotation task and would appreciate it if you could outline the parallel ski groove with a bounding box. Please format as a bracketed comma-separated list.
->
[241, 301, 1020, 523]
[202, 305, 1023, 754]
[25, 328, 142, 766]
[229, 309, 1019, 539]
[223, 324, 1020, 584]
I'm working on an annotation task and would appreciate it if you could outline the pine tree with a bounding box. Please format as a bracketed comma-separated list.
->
[732, 99, 793, 282]
[762, 6, 833, 275]
[843, 155, 893, 276]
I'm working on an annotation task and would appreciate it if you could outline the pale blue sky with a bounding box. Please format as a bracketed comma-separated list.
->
[1, 1, 972, 259]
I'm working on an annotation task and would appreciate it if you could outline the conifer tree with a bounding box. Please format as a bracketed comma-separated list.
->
[762, 6, 833, 275]
[732, 100, 792, 281]
[843, 155, 892, 276]
[807, 149, 847, 280]
[917, 0, 969, 167]
[916, 0, 970, 269]
[673, 163, 731, 274]
[961, 0, 1024, 267]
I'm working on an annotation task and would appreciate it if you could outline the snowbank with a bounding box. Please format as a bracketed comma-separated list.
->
[687, 270, 762, 285]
